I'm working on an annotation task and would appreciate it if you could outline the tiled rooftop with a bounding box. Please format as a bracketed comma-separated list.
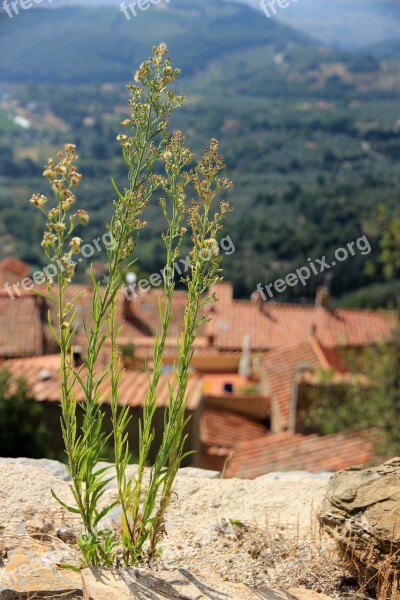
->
[0, 256, 30, 278]
[2, 354, 203, 411]
[0, 292, 48, 358]
[0, 276, 394, 359]
[260, 338, 341, 431]
[208, 283, 394, 351]
[200, 405, 268, 455]
[122, 288, 208, 339]
[225, 431, 376, 479]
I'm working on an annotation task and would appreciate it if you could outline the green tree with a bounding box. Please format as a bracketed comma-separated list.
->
[307, 321, 400, 456]
[0, 370, 51, 458]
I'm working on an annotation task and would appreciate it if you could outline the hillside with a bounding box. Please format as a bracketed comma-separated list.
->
[1, 0, 400, 304]
[362, 38, 400, 59]
[0, 1, 311, 84]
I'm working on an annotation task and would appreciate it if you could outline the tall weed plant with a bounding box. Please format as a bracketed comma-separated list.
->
[29, 44, 233, 568]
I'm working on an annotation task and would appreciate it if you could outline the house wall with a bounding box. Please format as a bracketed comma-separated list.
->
[205, 395, 270, 420]
[271, 400, 286, 434]
[198, 451, 225, 473]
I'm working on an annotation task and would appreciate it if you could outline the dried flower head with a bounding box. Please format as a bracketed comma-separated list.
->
[204, 238, 220, 257]
[29, 194, 47, 208]
[70, 237, 82, 254]
[74, 210, 89, 225]
[41, 232, 57, 248]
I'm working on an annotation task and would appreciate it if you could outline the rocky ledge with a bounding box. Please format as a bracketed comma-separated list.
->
[320, 457, 400, 596]
[0, 458, 339, 599]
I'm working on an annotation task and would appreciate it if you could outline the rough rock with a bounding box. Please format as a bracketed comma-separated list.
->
[25, 517, 54, 538]
[81, 568, 335, 600]
[81, 567, 260, 599]
[0, 459, 335, 596]
[177, 466, 221, 479]
[56, 525, 77, 545]
[319, 457, 400, 592]
[0, 458, 71, 481]
[94, 463, 221, 492]
[257, 471, 332, 482]
[287, 589, 334, 599]
[0, 540, 81, 599]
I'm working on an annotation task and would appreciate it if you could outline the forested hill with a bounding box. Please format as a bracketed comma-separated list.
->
[0, 1, 313, 84]
[1, 1, 400, 306]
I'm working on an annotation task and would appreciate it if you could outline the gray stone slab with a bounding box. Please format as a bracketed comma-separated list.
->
[0, 458, 71, 482]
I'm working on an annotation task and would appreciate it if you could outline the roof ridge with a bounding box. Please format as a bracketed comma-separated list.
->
[308, 337, 332, 370]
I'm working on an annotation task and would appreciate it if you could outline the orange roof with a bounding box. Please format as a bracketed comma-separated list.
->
[49, 286, 207, 354]
[208, 283, 394, 351]
[225, 432, 376, 479]
[2, 354, 203, 411]
[0, 293, 47, 358]
[122, 288, 208, 339]
[260, 338, 340, 430]
[0, 280, 394, 362]
[0, 257, 30, 277]
[200, 406, 267, 454]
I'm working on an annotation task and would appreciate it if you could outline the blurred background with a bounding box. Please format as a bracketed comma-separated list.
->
[1, 0, 400, 306]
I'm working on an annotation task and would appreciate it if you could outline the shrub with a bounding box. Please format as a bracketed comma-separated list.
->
[0, 370, 51, 458]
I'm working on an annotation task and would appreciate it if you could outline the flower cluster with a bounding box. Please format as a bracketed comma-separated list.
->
[29, 194, 47, 208]
[203, 238, 220, 257]
[43, 143, 82, 185]
[184, 140, 233, 291]
[70, 237, 82, 254]
[29, 143, 89, 287]
[110, 46, 187, 267]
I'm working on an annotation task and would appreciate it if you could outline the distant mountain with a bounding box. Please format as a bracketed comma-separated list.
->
[0, 0, 314, 84]
[3, 0, 399, 53]
[361, 38, 400, 59]
[229, 0, 400, 49]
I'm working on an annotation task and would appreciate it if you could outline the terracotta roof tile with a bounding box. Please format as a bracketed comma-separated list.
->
[122, 288, 207, 339]
[0, 278, 394, 362]
[225, 432, 376, 479]
[200, 406, 267, 453]
[209, 283, 394, 351]
[0, 257, 30, 277]
[1, 354, 203, 411]
[0, 293, 46, 358]
[259, 338, 338, 430]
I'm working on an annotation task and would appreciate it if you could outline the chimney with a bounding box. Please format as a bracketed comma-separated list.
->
[315, 285, 330, 309]
[251, 290, 264, 312]
[238, 333, 252, 378]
